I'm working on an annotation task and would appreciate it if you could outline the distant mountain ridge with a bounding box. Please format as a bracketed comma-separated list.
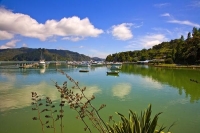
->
[91, 57, 105, 61]
[0, 47, 92, 61]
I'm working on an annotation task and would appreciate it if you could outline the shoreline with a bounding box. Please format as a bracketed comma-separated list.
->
[152, 64, 200, 69]
[123, 62, 200, 69]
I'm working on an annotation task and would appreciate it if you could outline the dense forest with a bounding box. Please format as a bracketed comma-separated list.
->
[106, 27, 200, 65]
[0, 48, 91, 61]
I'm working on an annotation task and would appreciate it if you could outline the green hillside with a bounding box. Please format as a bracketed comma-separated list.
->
[0, 47, 91, 61]
[106, 27, 200, 65]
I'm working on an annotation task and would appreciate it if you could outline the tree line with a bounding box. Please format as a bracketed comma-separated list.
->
[106, 27, 200, 65]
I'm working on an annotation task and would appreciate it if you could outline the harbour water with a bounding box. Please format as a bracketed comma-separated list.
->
[0, 63, 200, 133]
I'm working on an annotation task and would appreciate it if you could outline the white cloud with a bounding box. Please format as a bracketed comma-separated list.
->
[111, 23, 133, 40]
[168, 19, 200, 28]
[142, 34, 167, 48]
[154, 3, 170, 8]
[62, 36, 84, 42]
[0, 39, 20, 49]
[126, 34, 167, 49]
[0, 30, 14, 40]
[0, 8, 103, 41]
[161, 13, 170, 17]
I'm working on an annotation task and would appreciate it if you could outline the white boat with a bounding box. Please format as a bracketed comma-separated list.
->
[39, 59, 46, 68]
[39, 51, 46, 68]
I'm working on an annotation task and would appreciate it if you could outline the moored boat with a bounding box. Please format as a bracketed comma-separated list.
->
[107, 71, 119, 75]
[79, 69, 89, 72]
[39, 51, 46, 68]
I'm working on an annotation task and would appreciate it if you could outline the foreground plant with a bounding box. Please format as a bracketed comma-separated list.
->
[55, 69, 109, 133]
[31, 69, 173, 133]
[31, 92, 64, 133]
[107, 104, 173, 133]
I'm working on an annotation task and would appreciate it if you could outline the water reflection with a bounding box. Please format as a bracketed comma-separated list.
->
[121, 64, 200, 103]
[70, 85, 102, 99]
[142, 76, 163, 90]
[0, 78, 102, 112]
[112, 83, 131, 99]
[39, 68, 46, 74]
[0, 72, 16, 83]
[0, 82, 59, 112]
[84, 85, 102, 97]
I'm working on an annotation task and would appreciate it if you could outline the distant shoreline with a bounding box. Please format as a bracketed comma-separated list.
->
[152, 64, 200, 69]
[123, 62, 200, 69]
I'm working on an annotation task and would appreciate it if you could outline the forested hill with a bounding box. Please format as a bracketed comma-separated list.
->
[0, 48, 91, 61]
[106, 27, 200, 65]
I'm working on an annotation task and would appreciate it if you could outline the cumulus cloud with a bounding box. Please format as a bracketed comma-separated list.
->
[62, 36, 84, 42]
[0, 39, 20, 49]
[141, 34, 167, 48]
[0, 30, 14, 40]
[111, 23, 133, 40]
[161, 13, 170, 17]
[168, 19, 200, 28]
[126, 34, 167, 49]
[0, 7, 103, 41]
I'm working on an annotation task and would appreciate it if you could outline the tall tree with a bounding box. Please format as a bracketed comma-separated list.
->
[187, 32, 191, 40]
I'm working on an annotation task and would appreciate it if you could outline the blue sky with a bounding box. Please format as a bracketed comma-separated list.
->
[0, 0, 200, 58]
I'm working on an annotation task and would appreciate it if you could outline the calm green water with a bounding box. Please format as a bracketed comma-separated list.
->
[0, 63, 200, 133]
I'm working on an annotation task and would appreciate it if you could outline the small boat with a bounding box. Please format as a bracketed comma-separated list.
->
[107, 71, 119, 75]
[39, 51, 46, 68]
[54, 56, 61, 65]
[79, 69, 89, 72]
[39, 59, 46, 68]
